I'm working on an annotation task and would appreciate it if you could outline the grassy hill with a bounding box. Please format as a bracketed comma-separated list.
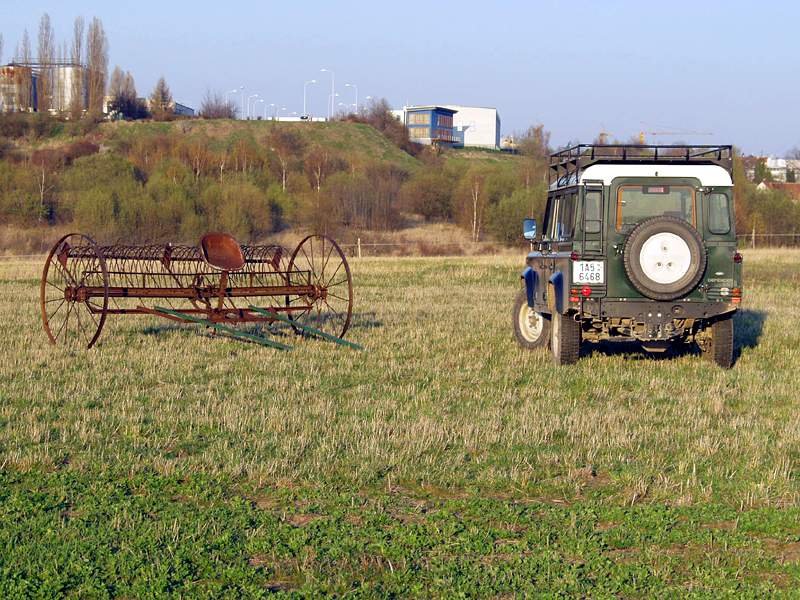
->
[99, 119, 422, 173]
[0, 114, 541, 254]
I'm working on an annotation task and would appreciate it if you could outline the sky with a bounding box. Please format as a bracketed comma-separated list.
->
[1, 0, 797, 154]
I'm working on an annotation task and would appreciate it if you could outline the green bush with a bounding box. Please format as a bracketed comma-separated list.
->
[486, 185, 547, 244]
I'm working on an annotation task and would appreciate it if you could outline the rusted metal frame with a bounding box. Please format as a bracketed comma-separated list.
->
[248, 305, 363, 351]
[72, 284, 316, 301]
[102, 305, 306, 319]
[150, 306, 293, 351]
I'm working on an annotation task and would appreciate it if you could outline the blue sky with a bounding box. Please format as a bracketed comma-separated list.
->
[1, 0, 796, 154]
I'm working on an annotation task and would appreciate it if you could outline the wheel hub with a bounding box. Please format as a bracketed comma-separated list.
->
[639, 232, 691, 285]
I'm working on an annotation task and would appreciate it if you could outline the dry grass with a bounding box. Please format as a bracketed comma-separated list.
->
[1, 248, 798, 508]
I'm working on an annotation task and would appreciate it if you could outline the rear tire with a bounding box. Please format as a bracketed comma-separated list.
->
[551, 311, 581, 365]
[701, 316, 734, 368]
[513, 288, 550, 350]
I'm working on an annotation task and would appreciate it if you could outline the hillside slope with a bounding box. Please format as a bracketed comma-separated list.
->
[99, 119, 422, 172]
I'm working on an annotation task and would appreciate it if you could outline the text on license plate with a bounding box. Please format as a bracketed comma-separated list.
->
[572, 261, 604, 284]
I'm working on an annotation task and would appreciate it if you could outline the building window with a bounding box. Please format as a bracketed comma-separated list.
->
[437, 114, 452, 128]
[409, 127, 429, 139]
[408, 112, 430, 125]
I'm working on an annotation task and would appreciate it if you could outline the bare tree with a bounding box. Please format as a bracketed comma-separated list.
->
[16, 30, 33, 111]
[86, 17, 108, 114]
[37, 13, 55, 112]
[70, 16, 85, 117]
[268, 128, 304, 191]
[455, 166, 491, 242]
[199, 89, 237, 119]
[149, 76, 173, 120]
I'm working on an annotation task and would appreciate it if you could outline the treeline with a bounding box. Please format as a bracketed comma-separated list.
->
[732, 155, 800, 236]
[0, 108, 551, 245]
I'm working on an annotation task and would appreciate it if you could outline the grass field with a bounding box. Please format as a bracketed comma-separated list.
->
[2, 248, 800, 596]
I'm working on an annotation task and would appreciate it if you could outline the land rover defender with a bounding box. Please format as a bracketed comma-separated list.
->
[513, 144, 742, 367]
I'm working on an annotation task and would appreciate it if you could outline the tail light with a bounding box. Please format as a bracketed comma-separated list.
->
[581, 285, 592, 297]
[733, 252, 743, 264]
[570, 251, 580, 261]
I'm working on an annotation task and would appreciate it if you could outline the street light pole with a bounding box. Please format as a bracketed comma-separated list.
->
[303, 79, 316, 117]
[320, 68, 335, 119]
[345, 83, 358, 113]
[247, 93, 259, 119]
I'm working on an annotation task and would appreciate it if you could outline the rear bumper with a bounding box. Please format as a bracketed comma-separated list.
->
[578, 298, 737, 341]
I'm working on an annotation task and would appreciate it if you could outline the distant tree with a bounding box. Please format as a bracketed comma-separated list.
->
[70, 17, 85, 118]
[516, 124, 551, 160]
[753, 159, 772, 184]
[199, 89, 237, 119]
[37, 13, 55, 113]
[149, 76, 173, 120]
[398, 168, 454, 220]
[268, 128, 304, 191]
[16, 29, 33, 111]
[108, 66, 145, 119]
[304, 144, 346, 192]
[86, 18, 108, 114]
[454, 166, 493, 242]
[347, 97, 420, 156]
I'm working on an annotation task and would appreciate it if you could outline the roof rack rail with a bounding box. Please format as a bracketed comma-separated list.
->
[549, 144, 733, 188]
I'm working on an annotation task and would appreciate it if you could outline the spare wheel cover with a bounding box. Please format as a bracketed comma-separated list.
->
[622, 216, 706, 301]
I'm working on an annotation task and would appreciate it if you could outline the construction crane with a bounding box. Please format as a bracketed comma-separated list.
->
[638, 130, 713, 144]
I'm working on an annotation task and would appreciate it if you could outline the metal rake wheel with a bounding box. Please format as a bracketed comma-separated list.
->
[286, 234, 353, 339]
[40, 233, 109, 349]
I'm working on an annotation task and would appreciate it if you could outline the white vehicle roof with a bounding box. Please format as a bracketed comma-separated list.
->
[579, 164, 733, 187]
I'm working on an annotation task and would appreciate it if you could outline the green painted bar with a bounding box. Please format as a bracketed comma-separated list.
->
[247, 305, 364, 351]
[153, 306, 293, 351]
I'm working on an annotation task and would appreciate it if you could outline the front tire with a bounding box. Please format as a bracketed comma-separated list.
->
[551, 311, 581, 365]
[513, 288, 550, 350]
[701, 316, 734, 368]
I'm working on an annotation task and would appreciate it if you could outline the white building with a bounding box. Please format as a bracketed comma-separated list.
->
[442, 105, 501, 150]
[392, 104, 501, 149]
[766, 157, 788, 182]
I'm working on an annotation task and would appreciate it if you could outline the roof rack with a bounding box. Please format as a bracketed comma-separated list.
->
[549, 144, 733, 188]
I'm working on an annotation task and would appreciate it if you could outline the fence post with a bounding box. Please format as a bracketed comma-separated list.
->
[357, 237, 362, 259]
[751, 226, 755, 250]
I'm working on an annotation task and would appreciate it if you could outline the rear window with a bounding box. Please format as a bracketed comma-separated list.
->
[616, 185, 695, 230]
[708, 192, 731, 234]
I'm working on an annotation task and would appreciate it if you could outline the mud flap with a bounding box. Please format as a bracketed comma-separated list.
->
[521, 266, 537, 307]
[548, 271, 564, 314]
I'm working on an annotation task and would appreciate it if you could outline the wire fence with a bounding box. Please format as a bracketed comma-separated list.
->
[736, 233, 800, 248]
[3, 234, 800, 261]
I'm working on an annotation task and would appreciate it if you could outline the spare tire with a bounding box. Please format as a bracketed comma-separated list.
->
[622, 216, 706, 301]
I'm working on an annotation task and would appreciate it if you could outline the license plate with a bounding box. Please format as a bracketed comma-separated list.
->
[573, 261, 604, 284]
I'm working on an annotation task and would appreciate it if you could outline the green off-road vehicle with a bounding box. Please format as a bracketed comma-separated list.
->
[513, 144, 742, 367]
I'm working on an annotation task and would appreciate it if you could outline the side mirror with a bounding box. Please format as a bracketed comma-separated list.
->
[523, 218, 537, 241]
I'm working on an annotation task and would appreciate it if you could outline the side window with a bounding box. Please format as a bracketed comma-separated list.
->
[547, 196, 561, 239]
[560, 193, 576, 239]
[708, 192, 731, 234]
[544, 194, 579, 240]
[584, 190, 602, 234]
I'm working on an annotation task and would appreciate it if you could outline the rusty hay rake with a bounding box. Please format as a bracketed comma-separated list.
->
[41, 232, 358, 350]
